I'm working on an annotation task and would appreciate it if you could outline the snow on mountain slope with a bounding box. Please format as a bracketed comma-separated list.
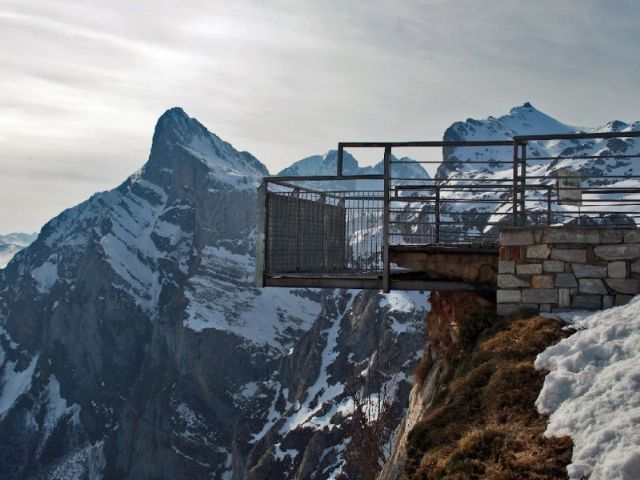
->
[445, 102, 577, 143]
[6, 108, 316, 351]
[0, 232, 37, 268]
[238, 289, 430, 479]
[184, 245, 323, 349]
[278, 149, 430, 193]
[0, 107, 332, 480]
[536, 297, 640, 480]
[437, 103, 640, 237]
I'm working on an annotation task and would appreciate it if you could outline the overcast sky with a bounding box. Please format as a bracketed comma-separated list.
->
[1, 0, 639, 234]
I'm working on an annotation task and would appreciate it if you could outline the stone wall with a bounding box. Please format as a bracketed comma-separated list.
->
[497, 226, 640, 315]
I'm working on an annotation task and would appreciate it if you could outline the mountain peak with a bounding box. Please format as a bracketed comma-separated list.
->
[147, 108, 268, 187]
[446, 102, 577, 142]
[153, 107, 205, 147]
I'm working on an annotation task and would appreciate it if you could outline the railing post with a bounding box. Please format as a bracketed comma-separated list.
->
[382, 145, 391, 293]
[294, 187, 301, 272]
[520, 142, 527, 225]
[254, 180, 267, 287]
[435, 185, 440, 244]
[547, 186, 552, 225]
[512, 141, 519, 225]
[337, 144, 344, 177]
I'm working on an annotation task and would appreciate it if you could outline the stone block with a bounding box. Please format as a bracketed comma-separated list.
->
[526, 244, 551, 259]
[572, 264, 607, 278]
[542, 228, 599, 244]
[497, 274, 530, 289]
[599, 230, 623, 244]
[571, 295, 601, 309]
[555, 273, 578, 288]
[551, 248, 587, 263]
[496, 304, 522, 316]
[543, 260, 564, 273]
[522, 288, 557, 304]
[516, 263, 542, 275]
[615, 294, 633, 306]
[499, 247, 524, 261]
[579, 278, 608, 295]
[605, 278, 639, 295]
[501, 229, 534, 246]
[608, 261, 627, 279]
[510, 247, 524, 262]
[594, 244, 640, 261]
[496, 289, 521, 303]
[623, 230, 640, 243]
[558, 288, 571, 307]
[603, 295, 615, 309]
[632, 260, 640, 274]
[532, 275, 554, 288]
[498, 260, 515, 274]
[539, 304, 552, 313]
[533, 229, 544, 243]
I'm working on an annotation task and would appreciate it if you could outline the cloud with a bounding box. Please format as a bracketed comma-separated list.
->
[0, 0, 639, 232]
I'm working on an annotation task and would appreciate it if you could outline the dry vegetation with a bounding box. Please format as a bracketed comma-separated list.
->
[402, 312, 574, 480]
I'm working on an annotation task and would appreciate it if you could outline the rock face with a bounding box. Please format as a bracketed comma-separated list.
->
[0, 108, 428, 479]
[379, 291, 495, 480]
[236, 290, 428, 479]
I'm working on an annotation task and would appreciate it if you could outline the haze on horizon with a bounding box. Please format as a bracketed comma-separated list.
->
[1, 0, 639, 234]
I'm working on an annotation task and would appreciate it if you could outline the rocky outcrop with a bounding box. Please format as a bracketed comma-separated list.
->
[235, 289, 428, 479]
[379, 291, 494, 480]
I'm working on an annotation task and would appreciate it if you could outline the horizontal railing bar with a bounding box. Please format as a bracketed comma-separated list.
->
[393, 178, 514, 182]
[391, 160, 513, 164]
[525, 175, 640, 180]
[339, 140, 513, 148]
[266, 174, 384, 182]
[514, 131, 640, 141]
[526, 154, 640, 161]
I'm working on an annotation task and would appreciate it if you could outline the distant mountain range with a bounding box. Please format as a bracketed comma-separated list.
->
[0, 232, 37, 268]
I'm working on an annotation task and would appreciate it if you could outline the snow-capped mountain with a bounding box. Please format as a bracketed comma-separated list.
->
[0, 108, 427, 479]
[437, 103, 640, 238]
[0, 232, 37, 268]
[278, 149, 429, 179]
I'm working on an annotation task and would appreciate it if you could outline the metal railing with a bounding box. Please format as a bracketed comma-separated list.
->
[256, 131, 640, 291]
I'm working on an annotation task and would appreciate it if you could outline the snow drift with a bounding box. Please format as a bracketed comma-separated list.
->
[536, 297, 640, 480]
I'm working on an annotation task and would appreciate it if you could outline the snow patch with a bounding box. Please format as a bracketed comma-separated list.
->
[31, 261, 59, 293]
[0, 353, 39, 419]
[379, 291, 427, 313]
[536, 296, 640, 480]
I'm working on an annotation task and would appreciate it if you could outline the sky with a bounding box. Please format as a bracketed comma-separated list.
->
[1, 0, 639, 234]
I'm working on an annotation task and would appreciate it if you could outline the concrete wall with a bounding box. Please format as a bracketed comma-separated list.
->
[497, 226, 640, 316]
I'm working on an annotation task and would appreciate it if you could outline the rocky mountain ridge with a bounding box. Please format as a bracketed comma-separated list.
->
[0, 108, 427, 479]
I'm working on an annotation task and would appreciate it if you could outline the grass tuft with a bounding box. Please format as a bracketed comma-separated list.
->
[402, 315, 573, 480]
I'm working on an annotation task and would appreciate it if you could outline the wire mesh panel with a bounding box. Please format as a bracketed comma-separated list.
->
[266, 192, 347, 273]
[264, 187, 385, 275]
[344, 192, 384, 271]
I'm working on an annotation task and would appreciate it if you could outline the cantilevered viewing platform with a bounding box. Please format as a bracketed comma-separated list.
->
[255, 132, 640, 294]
